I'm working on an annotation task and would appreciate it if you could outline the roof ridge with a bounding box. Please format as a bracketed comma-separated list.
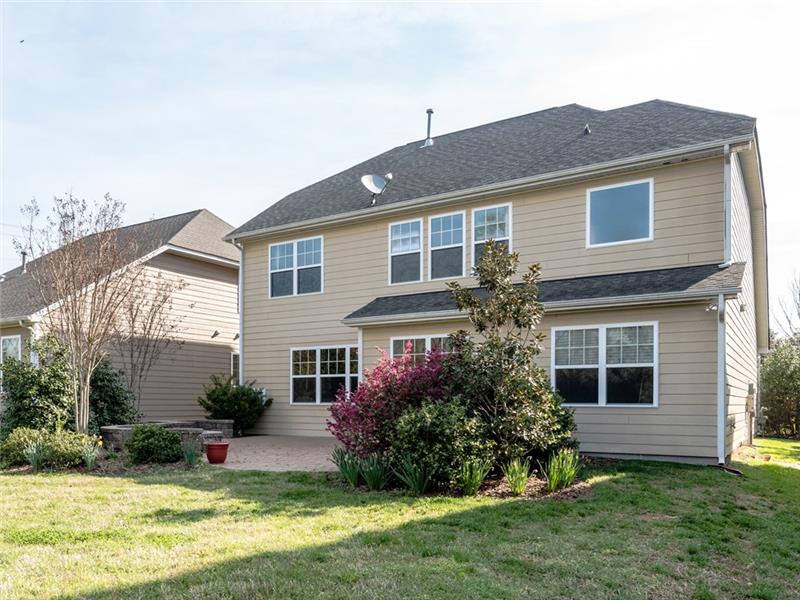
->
[402, 103, 601, 146]
[616, 99, 755, 121]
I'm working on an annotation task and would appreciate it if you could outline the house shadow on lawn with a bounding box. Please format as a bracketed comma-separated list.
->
[61, 458, 800, 600]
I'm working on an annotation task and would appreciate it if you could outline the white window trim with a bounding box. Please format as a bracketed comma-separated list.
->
[388, 218, 424, 286]
[470, 203, 513, 267]
[550, 321, 659, 408]
[585, 178, 654, 249]
[389, 334, 452, 358]
[289, 345, 358, 405]
[428, 210, 466, 281]
[0, 335, 22, 363]
[268, 236, 325, 299]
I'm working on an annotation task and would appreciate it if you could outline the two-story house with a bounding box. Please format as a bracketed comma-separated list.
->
[228, 100, 768, 465]
[1, 209, 240, 421]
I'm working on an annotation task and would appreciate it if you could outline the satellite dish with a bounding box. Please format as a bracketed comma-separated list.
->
[361, 174, 387, 195]
[361, 173, 393, 205]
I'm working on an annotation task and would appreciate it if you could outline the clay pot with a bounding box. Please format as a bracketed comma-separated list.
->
[205, 441, 230, 464]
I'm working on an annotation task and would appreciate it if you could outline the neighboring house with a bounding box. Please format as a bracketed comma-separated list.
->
[227, 100, 768, 465]
[0, 209, 240, 421]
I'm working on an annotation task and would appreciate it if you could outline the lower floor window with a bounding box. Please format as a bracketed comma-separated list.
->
[552, 322, 657, 406]
[291, 346, 358, 404]
[391, 335, 453, 365]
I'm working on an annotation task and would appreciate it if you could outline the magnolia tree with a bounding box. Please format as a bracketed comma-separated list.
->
[18, 194, 146, 433]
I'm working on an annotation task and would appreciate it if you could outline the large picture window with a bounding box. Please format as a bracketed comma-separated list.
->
[389, 219, 422, 284]
[472, 204, 511, 265]
[290, 346, 359, 404]
[391, 335, 454, 366]
[1, 335, 22, 364]
[429, 212, 465, 280]
[587, 179, 653, 247]
[269, 236, 323, 298]
[552, 322, 658, 407]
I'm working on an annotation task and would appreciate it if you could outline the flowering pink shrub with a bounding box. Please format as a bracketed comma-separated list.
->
[326, 346, 444, 457]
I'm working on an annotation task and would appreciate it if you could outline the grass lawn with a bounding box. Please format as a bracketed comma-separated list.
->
[1, 439, 799, 600]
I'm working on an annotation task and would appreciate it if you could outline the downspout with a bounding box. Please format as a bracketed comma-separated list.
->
[720, 144, 732, 266]
[233, 239, 245, 386]
[716, 293, 727, 464]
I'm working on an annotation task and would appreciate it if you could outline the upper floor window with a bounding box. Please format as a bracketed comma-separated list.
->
[389, 219, 422, 284]
[586, 179, 653, 248]
[472, 204, 511, 265]
[552, 322, 657, 407]
[429, 212, 465, 280]
[269, 236, 323, 298]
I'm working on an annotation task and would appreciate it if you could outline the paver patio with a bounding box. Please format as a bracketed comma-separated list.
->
[217, 435, 338, 472]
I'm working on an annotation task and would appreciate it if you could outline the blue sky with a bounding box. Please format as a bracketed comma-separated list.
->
[1, 1, 798, 326]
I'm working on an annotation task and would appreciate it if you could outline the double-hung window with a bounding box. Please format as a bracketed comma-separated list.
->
[472, 204, 511, 265]
[290, 346, 359, 404]
[389, 219, 422, 284]
[391, 335, 453, 365]
[269, 236, 323, 297]
[586, 179, 653, 247]
[552, 322, 657, 406]
[429, 212, 465, 280]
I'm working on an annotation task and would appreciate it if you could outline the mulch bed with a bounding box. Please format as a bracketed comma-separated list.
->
[477, 476, 592, 501]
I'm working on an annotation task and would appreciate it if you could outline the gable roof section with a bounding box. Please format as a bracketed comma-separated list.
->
[230, 100, 756, 238]
[343, 263, 746, 325]
[0, 209, 237, 322]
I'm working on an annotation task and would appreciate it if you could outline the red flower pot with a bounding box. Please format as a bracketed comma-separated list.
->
[205, 441, 230, 464]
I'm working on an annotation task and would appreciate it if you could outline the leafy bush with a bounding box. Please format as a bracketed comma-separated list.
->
[0, 427, 100, 469]
[539, 448, 580, 492]
[126, 425, 182, 464]
[327, 350, 445, 457]
[389, 399, 495, 490]
[359, 454, 391, 491]
[0, 338, 137, 440]
[761, 340, 800, 437]
[394, 455, 431, 495]
[0, 336, 72, 440]
[198, 375, 269, 436]
[331, 447, 360, 488]
[444, 241, 576, 463]
[88, 358, 139, 435]
[459, 459, 491, 496]
[502, 458, 531, 496]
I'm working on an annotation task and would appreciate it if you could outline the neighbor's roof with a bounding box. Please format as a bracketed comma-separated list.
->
[0, 209, 237, 322]
[230, 100, 756, 238]
[343, 263, 746, 325]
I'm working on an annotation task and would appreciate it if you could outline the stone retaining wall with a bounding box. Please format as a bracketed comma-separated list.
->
[100, 420, 230, 452]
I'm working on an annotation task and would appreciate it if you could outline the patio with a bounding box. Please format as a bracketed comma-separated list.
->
[217, 435, 339, 472]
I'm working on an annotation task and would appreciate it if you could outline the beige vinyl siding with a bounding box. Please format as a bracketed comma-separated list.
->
[361, 304, 719, 461]
[110, 252, 239, 421]
[243, 158, 725, 437]
[724, 152, 758, 455]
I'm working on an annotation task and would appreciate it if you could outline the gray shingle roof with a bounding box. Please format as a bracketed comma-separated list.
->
[343, 263, 746, 323]
[231, 100, 755, 237]
[0, 209, 237, 321]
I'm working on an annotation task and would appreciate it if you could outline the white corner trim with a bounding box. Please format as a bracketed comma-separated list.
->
[235, 241, 245, 385]
[721, 144, 732, 266]
[716, 293, 727, 464]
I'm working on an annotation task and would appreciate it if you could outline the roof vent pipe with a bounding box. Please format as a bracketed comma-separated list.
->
[583, 123, 591, 135]
[20, 250, 28, 274]
[421, 108, 434, 148]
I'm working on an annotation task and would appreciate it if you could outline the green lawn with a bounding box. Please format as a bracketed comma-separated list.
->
[1, 440, 799, 600]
